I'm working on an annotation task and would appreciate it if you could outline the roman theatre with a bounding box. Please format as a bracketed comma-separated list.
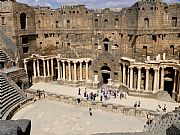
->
[1, 0, 180, 134]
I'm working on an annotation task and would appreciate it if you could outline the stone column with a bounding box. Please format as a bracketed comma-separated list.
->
[160, 67, 164, 91]
[173, 69, 177, 93]
[157, 69, 160, 91]
[74, 61, 77, 81]
[37, 59, 40, 77]
[137, 67, 141, 90]
[122, 64, 126, 84]
[43, 59, 46, 77]
[177, 73, 180, 102]
[130, 66, 133, 89]
[145, 67, 150, 91]
[33, 59, 37, 78]
[127, 68, 130, 87]
[85, 60, 89, 81]
[67, 61, 71, 81]
[57, 60, 60, 80]
[79, 60, 83, 81]
[51, 59, 54, 76]
[153, 68, 158, 92]
[47, 59, 50, 77]
[24, 60, 28, 74]
[62, 60, 66, 80]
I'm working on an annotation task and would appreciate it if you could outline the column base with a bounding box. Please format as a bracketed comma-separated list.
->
[33, 76, 53, 83]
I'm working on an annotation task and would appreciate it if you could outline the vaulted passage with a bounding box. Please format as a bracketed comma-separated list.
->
[101, 66, 111, 84]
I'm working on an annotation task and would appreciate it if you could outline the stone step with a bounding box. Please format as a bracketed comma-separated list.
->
[159, 91, 176, 103]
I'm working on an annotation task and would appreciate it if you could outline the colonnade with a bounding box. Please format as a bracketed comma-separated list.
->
[24, 58, 91, 82]
[121, 63, 168, 92]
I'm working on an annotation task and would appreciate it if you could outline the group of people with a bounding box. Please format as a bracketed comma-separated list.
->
[78, 87, 127, 102]
[157, 104, 167, 112]
[134, 101, 141, 108]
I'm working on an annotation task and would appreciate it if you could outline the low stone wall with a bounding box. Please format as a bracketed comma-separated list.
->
[93, 130, 166, 135]
[4, 97, 34, 120]
[32, 90, 158, 119]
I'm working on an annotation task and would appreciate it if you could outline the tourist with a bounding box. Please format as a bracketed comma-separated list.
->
[100, 95, 103, 101]
[157, 104, 161, 112]
[124, 92, 126, 99]
[43, 90, 45, 99]
[134, 101, 137, 107]
[84, 89, 87, 97]
[163, 104, 167, 112]
[114, 91, 116, 98]
[89, 107, 92, 116]
[77, 97, 81, 103]
[138, 101, 141, 107]
[78, 88, 81, 95]
[86, 94, 89, 100]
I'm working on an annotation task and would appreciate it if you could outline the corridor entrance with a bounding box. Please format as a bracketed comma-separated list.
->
[102, 72, 110, 84]
[101, 66, 111, 84]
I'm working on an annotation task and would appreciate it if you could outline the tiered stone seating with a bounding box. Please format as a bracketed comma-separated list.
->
[143, 113, 175, 132]
[0, 49, 9, 62]
[0, 74, 25, 119]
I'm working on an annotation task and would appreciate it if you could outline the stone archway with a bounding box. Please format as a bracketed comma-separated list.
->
[101, 66, 111, 84]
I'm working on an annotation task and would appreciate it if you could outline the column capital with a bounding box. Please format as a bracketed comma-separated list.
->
[23, 59, 28, 63]
[73, 60, 78, 64]
[67, 60, 71, 63]
[154, 68, 159, 71]
[160, 65, 167, 69]
[42, 58, 46, 61]
[129, 66, 134, 69]
[145, 66, 150, 70]
[79, 60, 83, 63]
[122, 63, 126, 66]
[137, 66, 142, 70]
[61, 60, 66, 63]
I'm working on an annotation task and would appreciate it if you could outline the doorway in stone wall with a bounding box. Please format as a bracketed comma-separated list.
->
[101, 66, 111, 84]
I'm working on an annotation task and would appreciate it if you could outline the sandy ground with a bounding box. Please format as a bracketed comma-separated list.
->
[30, 82, 180, 112]
[12, 99, 145, 135]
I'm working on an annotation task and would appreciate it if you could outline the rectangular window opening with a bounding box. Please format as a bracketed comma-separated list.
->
[22, 36, 29, 44]
[23, 47, 29, 54]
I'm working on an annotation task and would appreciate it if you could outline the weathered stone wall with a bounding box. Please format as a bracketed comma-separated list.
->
[0, 119, 31, 135]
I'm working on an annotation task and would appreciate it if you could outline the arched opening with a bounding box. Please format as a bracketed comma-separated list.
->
[95, 19, 98, 27]
[104, 19, 108, 28]
[103, 38, 109, 52]
[67, 20, 70, 29]
[2, 17, 5, 25]
[20, 13, 27, 29]
[38, 20, 41, 28]
[164, 68, 174, 97]
[170, 45, 174, 55]
[94, 43, 98, 50]
[114, 44, 118, 48]
[101, 66, 111, 84]
[144, 18, 149, 28]
[56, 21, 59, 28]
[172, 17, 177, 27]
[115, 18, 119, 27]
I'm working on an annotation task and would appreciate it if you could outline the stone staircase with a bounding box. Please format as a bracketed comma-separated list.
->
[0, 49, 10, 62]
[0, 74, 26, 120]
[158, 91, 176, 103]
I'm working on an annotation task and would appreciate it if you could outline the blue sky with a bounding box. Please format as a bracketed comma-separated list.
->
[16, 0, 179, 9]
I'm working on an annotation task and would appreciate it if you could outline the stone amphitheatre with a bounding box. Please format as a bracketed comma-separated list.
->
[1, 0, 180, 134]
